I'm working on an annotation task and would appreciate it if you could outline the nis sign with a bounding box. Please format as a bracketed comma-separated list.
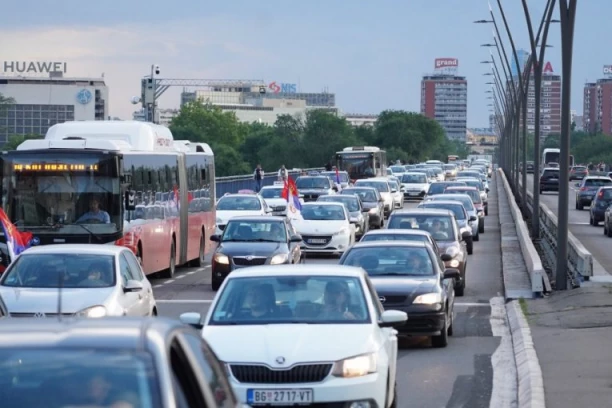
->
[435, 58, 459, 69]
[2, 61, 68, 74]
[268, 81, 297, 94]
[604, 65, 612, 78]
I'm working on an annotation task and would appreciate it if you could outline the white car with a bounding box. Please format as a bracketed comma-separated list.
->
[216, 193, 271, 234]
[355, 178, 395, 217]
[387, 179, 404, 209]
[400, 172, 430, 200]
[292, 202, 356, 255]
[259, 185, 299, 217]
[388, 165, 407, 178]
[0, 244, 157, 318]
[180, 264, 407, 408]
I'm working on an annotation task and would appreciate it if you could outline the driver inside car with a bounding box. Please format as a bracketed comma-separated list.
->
[77, 198, 110, 224]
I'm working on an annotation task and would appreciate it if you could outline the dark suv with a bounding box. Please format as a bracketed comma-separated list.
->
[570, 166, 589, 181]
[539, 168, 560, 194]
[589, 186, 612, 225]
[575, 176, 612, 210]
[295, 176, 337, 202]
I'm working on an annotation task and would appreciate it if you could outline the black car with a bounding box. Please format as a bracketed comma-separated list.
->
[425, 181, 467, 198]
[339, 241, 459, 348]
[590, 187, 612, 225]
[540, 168, 560, 194]
[340, 187, 385, 229]
[210, 216, 303, 290]
[0, 317, 240, 408]
[575, 176, 612, 210]
[295, 176, 337, 202]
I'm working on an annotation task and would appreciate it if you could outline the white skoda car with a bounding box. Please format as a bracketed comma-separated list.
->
[292, 202, 356, 255]
[180, 265, 407, 408]
[216, 193, 271, 235]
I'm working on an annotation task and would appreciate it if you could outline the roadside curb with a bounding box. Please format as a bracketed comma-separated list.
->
[506, 300, 546, 408]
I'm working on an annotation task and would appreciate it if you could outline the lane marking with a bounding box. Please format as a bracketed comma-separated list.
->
[454, 302, 491, 307]
[570, 222, 591, 225]
[156, 299, 213, 304]
[164, 279, 175, 284]
[187, 271, 196, 275]
[153, 284, 164, 288]
[175, 275, 186, 279]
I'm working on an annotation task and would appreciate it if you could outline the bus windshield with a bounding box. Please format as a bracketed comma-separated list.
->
[1, 152, 122, 235]
[336, 153, 376, 179]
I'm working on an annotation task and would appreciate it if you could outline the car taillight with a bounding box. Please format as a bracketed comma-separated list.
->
[580, 187, 587, 192]
[598, 190, 604, 199]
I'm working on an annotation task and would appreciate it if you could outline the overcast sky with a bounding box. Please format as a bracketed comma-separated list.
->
[0, 0, 607, 127]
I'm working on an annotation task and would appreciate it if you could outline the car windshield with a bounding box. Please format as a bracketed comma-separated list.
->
[585, 178, 612, 187]
[458, 179, 483, 190]
[341, 189, 377, 202]
[600, 189, 612, 200]
[301, 205, 346, 221]
[318, 197, 359, 212]
[443, 165, 455, 170]
[388, 180, 400, 191]
[321, 172, 349, 183]
[1, 253, 115, 288]
[296, 178, 329, 189]
[209, 275, 370, 325]
[428, 182, 466, 195]
[446, 189, 481, 203]
[458, 172, 481, 179]
[260, 188, 283, 199]
[0, 349, 161, 408]
[420, 203, 465, 220]
[402, 174, 427, 184]
[360, 233, 429, 243]
[217, 196, 262, 211]
[387, 215, 455, 241]
[431, 195, 474, 211]
[390, 166, 405, 173]
[542, 170, 560, 178]
[222, 220, 287, 242]
[428, 167, 443, 175]
[573, 166, 587, 171]
[355, 181, 389, 193]
[342, 246, 435, 276]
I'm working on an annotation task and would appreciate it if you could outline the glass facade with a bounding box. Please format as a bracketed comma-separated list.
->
[0, 104, 75, 143]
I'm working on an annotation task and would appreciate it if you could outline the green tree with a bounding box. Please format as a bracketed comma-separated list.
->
[4, 133, 42, 150]
[0, 92, 14, 107]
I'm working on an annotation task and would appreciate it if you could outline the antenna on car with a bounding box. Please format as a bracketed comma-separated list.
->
[57, 268, 64, 321]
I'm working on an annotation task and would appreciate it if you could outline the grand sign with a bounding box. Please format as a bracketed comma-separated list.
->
[435, 58, 459, 69]
[2, 61, 68, 74]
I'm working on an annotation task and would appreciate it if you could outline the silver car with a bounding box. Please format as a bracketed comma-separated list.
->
[417, 200, 475, 254]
[317, 194, 369, 238]
[425, 194, 480, 241]
[0, 244, 157, 318]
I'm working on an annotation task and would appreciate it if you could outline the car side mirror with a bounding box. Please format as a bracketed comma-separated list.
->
[391, 188, 397, 193]
[443, 268, 461, 280]
[469, 215, 477, 222]
[290, 234, 303, 242]
[210, 234, 220, 242]
[461, 231, 472, 240]
[440, 253, 452, 262]
[378, 310, 407, 328]
[179, 312, 204, 330]
[123, 279, 144, 293]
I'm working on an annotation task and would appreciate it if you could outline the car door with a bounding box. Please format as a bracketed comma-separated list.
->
[117, 254, 142, 316]
[364, 275, 397, 402]
[285, 220, 302, 263]
[168, 335, 212, 407]
[123, 250, 154, 316]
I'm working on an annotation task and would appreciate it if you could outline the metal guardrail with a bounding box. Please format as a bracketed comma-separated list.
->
[522, 180, 593, 285]
[215, 168, 326, 196]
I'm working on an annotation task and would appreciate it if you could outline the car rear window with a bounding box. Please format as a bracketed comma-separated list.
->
[542, 170, 559, 178]
[573, 166, 586, 171]
[585, 178, 612, 187]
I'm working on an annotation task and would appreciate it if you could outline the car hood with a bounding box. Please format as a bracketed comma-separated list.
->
[435, 240, 460, 253]
[370, 276, 437, 298]
[292, 220, 347, 234]
[300, 189, 329, 195]
[204, 324, 379, 364]
[217, 241, 284, 257]
[403, 183, 428, 190]
[263, 198, 288, 208]
[361, 202, 379, 209]
[0, 286, 114, 314]
[217, 210, 263, 223]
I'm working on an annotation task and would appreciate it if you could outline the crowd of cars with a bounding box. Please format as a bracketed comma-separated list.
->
[0, 157, 493, 407]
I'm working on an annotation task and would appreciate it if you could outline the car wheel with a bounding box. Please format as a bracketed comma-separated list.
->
[575, 201, 580, 210]
[485, 206, 489, 216]
[211, 278, 222, 291]
[607, 224, 612, 238]
[386, 379, 398, 408]
[432, 316, 449, 348]
[604, 223, 608, 235]
[577, 202, 584, 211]
[473, 232, 480, 242]
[447, 311, 454, 336]
[593, 216, 599, 226]
[478, 222, 485, 234]
[189, 234, 206, 267]
[161, 240, 176, 278]
[467, 240, 473, 255]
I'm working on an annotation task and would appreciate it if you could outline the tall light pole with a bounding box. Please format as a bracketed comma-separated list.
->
[556, 0, 578, 289]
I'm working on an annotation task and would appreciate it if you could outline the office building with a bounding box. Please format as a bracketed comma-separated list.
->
[0, 73, 108, 144]
[524, 70, 562, 138]
[511, 49, 531, 78]
[583, 75, 612, 135]
[421, 63, 468, 141]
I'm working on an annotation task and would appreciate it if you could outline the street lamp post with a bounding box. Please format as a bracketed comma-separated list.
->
[556, 0, 578, 289]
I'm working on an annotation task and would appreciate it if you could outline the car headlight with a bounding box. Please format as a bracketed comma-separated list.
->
[413, 292, 442, 305]
[77, 305, 107, 318]
[214, 253, 229, 264]
[333, 227, 349, 236]
[368, 208, 378, 214]
[446, 245, 460, 258]
[270, 253, 289, 265]
[332, 352, 377, 378]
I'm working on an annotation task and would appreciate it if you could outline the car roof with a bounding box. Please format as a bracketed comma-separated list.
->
[446, 186, 478, 191]
[402, 172, 428, 176]
[364, 229, 431, 236]
[226, 215, 286, 222]
[585, 176, 612, 180]
[431, 181, 466, 184]
[343, 186, 377, 191]
[350, 240, 428, 249]
[319, 195, 358, 200]
[261, 185, 283, 189]
[21, 244, 128, 256]
[220, 193, 260, 199]
[226, 264, 366, 278]
[455, 177, 480, 181]
[302, 201, 346, 207]
[391, 208, 454, 216]
[0, 317, 182, 349]
[542, 167, 559, 171]
[420, 200, 465, 207]
[357, 178, 388, 182]
[297, 176, 328, 179]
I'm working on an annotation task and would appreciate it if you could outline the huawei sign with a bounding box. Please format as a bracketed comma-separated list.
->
[435, 58, 459, 69]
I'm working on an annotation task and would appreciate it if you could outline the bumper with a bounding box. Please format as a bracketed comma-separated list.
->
[388, 305, 446, 336]
[300, 233, 352, 254]
[540, 183, 559, 191]
[592, 207, 606, 220]
[577, 195, 595, 205]
[232, 372, 387, 407]
[404, 190, 426, 199]
[368, 213, 382, 227]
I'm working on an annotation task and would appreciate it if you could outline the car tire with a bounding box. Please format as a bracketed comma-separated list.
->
[211, 278, 222, 291]
[455, 282, 465, 297]
[485, 206, 489, 216]
[189, 235, 205, 267]
[473, 232, 480, 242]
[432, 316, 449, 348]
[161, 240, 176, 279]
[604, 223, 608, 236]
[467, 240, 473, 255]
[387, 380, 398, 408]
[577, 202, 584, 211]
[608, 224, 612, 238]
[448, 311, 454, 336]
[478, 222, 485, 234]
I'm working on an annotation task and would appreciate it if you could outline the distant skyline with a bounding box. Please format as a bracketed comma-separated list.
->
[0, 0, 608, 127]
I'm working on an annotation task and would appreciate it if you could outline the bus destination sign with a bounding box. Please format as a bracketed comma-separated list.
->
[13, 163, 99, 171]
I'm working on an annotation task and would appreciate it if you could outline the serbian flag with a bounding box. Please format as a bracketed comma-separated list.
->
[0, 208, 33, 262]
[172, 186, 194, 208]
[282, 177, 303, 220]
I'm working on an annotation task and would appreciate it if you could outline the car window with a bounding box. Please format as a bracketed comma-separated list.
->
[209, 275, 370, 325]
[301, 205, 346, 221]
[260, 188, 283, 199]
[355, 181, 389, 193]
[342, 246, 435, 276]
[542, 170, 559, 178]
[222, 220, 287, 242]
[364, 276, 384, 319]
[296, 177, 330, 189]
[360, 233, 428, 243]
[170, 338, 207, 408]
[123, 251, 144, 280]
[0, 254, 115, 288]
[402, 174, 427, 184]
[119, 255, 133, 285]
[585, 178, 612, 187]
[342, 189, 377, 202]
[217, 196, 262, 211]
[318, 196, 359, 212]
[387, 215, 455, 241]
[421, 203, 465, 220]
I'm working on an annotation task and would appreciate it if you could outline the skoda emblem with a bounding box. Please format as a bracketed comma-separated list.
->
[33, 312, 46, 318]
[31, 237, 40, 246]
[246, 256, 254, 261]
[275, 356, 285, 365]
[76, 89, 93, 105]
[379, 296, 386, 303]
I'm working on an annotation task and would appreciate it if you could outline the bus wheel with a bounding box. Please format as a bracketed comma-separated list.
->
[189, 235, 205, 267]
[162, 241, 176, 278]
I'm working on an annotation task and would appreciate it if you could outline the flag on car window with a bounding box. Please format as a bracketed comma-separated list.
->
[282, 177, 303, 220]
[0, 208, 33, 262]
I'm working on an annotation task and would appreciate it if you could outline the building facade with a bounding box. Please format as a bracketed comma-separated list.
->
[420, 74, 468, 141]
[583, 78, 612, 135]
[343, 114, 377, 127]
[0, 74, 108, 144]
[524, 72, 562, 138]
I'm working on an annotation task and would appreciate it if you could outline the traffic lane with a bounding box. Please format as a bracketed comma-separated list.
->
[525, 174, 612, 275]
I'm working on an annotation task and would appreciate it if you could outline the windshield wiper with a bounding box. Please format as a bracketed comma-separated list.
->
[247, 239, 281, 242]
